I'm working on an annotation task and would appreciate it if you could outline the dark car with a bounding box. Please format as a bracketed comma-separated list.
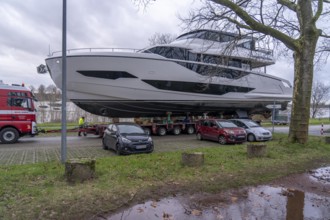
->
[196, 119, 247, 144]
[102, 122, 154, 155]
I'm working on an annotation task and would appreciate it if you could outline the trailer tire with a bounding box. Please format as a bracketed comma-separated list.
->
[0, 127, 19, 144]
[172, 126, 181, 135]
[186, 126, 195, 134]
[157, 127, 167, 136]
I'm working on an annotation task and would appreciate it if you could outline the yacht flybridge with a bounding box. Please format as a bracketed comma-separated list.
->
[45, 29, 292, 117]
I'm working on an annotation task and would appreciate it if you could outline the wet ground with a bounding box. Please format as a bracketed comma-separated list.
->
[105, 167, 330, 220]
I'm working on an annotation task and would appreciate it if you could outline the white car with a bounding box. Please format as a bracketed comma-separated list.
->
[230, 119, 272, 142]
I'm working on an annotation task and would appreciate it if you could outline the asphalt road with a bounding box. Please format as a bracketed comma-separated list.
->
[0, 134, 220, 166]
[1, 124, 329, 166]
[270, 124, 330, 136]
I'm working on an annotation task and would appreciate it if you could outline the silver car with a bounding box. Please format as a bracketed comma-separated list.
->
[230, 119, 272, 142]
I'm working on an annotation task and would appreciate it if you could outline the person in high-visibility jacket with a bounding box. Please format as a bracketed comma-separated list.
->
[78, 116, 85, 136]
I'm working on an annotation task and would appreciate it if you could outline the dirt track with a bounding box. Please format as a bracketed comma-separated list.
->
[0, 134, 219, 165]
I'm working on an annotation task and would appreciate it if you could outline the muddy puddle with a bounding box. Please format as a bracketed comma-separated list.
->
[104, 167, 330, 220]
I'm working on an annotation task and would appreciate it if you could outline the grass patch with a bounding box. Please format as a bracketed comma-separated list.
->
[1, 134, 330, 219]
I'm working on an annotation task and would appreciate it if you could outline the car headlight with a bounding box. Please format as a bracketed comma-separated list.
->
[225, 129, 235, 135]
[121, 137, 131, 143]
[147, 137, 153, 142]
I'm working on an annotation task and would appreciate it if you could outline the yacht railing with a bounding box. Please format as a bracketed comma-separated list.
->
[250, 47, 274, 61]
[49, 48, 140, 57]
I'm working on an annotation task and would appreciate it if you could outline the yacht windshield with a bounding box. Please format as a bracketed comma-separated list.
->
[176, 30, 237, 43]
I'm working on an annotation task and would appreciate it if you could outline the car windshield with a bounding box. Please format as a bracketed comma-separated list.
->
[217, 121, 237, 128]
[117, 125, 145, 134]
[245, 120, 260, 128]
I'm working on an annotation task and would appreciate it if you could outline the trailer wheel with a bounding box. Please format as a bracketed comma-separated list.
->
[157, 127, 167, 136]
[172, 126, 181, 135]
[186, 126, 195, 134]
[0, 127, 19, 144]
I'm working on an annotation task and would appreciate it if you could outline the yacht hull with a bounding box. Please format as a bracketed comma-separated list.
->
[46, 52, 292, 117]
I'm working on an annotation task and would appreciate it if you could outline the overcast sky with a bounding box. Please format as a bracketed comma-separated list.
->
[0, 0, 329, 89]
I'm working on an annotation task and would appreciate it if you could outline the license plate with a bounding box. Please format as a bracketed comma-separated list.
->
[136, 145, 147, 149]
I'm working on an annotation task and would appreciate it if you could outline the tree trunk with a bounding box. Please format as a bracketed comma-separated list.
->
[289, 49, 313, 144]
[65, 158, 96, 183]
[288, 10, 320, 144]
[181, 152, 204, 167]
[247, 144, 267, 158]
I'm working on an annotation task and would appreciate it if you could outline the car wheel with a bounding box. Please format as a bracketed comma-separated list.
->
[157, 127, 167, 136]
[116, 143, 122, 155]
[102, 138, 108, 150]
[186, 126, 195, 134]
[146, 145, 154, 154]
[172, 126, 181, 135]
[0, 127, 19, 144]
[247, 134, 256, 142]
[143, 128, 151, 136]
[218, 135, 227, 145]
[196, 132, 203, 140]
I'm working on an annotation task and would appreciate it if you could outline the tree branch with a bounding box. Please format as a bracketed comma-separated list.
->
[211, 0, 298, 50]
[312, 0, 324, 23]
[277, 0, 297, 12]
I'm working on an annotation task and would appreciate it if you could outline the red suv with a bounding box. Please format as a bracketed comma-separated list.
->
[196, 119, 247, 144]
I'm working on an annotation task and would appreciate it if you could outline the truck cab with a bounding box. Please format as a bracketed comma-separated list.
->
[0, 81, 38, 144]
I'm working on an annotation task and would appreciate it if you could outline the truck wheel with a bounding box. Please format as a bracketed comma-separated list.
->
[0, 127, 19, 144]
[172, 127, 181, 135]
[157, 127, 167, 136]
[143, 128, 151, 136]
[186, 126, 195, 134]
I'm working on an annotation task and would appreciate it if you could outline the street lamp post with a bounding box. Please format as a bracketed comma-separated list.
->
[61, 0, 67, 163]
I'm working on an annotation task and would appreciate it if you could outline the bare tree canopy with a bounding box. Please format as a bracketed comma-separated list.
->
[148, 33, 177, 46]
[311, 81, 330, 118]
[181, 0, 330, 144]
[136, 0, 330, 143]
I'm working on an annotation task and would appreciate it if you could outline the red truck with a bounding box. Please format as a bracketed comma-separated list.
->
[0, 81, 38, 144]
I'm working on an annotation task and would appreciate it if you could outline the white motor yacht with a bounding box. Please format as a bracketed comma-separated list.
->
[45, 29, 292, 117]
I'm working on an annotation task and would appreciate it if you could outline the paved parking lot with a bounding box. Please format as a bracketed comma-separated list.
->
[0, 134, 219, 165]
[1, 124, 329, 166]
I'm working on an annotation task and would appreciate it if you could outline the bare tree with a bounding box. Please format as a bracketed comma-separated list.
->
[148, 32, 177, 46]
[36, 84, 46, 101]
[143, 0, 329, 144]
[46, 84, 61, 122]
[311, 81, 330, 118]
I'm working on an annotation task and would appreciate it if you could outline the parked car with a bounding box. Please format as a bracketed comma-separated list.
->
[196, 119, 247, 144]
[230, 119, 272, 142]
[272, 120, 289, 125]
[102, 122, 154, 155]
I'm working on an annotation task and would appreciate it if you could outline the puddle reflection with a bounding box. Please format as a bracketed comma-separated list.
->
[106, 186, 330, 220]
[310, 166, 330, 183]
